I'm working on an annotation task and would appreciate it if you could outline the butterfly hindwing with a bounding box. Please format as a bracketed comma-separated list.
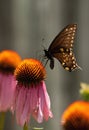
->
[53, 51, 78, 71]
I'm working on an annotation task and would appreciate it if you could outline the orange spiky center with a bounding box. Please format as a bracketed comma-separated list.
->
[14, 58, 46, 85]
[0, 50, 21, 73]
[61, 101, 89, 130]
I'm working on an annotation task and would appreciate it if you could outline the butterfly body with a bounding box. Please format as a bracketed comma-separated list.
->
[44, 24, 80, 71]
[44, 49, 54, 69]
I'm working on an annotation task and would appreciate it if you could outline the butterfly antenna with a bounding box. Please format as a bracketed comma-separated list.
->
[41, 44, 46, 51]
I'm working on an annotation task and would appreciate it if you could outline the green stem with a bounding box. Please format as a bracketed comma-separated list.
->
[23, 124, 28, 130]
[0, 112, 5, 130]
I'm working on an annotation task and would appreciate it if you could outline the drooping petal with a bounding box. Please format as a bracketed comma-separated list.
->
[16, 85, 27, 125]
[29, 84, 38, 111]
[15, 81, 53, 126]
[0, 73, 3, 98]
[20, 88, 32, 126]
[20, 84, 40, 126]
[0, 74, 16, 111]
[32, 86, 43, 123]
[35, 97, 44, 123]
[11, 82, 20, 113]
[32, 81, 53, 122]
[39, 81, 53, 120]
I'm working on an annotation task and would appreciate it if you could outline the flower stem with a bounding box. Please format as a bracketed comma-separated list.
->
[0, 112, 5, 130]
[32, 127, 44, 130]
[23, 124, 28, 130]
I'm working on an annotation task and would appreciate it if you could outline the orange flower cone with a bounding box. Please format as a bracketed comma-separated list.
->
[61, 101, 89, 130]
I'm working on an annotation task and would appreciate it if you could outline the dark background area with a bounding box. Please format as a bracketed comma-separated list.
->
[0, 0, 89, 130]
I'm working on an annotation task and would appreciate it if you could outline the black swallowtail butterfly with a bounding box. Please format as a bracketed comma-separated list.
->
[44, 24, 81, 71]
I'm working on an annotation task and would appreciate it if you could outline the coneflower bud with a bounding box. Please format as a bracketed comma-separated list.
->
[80, 82, 89, 101]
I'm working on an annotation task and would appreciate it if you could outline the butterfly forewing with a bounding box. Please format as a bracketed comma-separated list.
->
[48, 24, 77, 53]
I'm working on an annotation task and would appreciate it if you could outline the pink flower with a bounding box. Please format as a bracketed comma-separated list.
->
[0, 50, 21, 112]
[13, 58, 53, 126]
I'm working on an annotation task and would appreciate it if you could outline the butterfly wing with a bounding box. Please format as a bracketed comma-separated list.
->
[48, 24, 77, 53]
[53, 51, 79, 71]
[46, 24, 80, 71]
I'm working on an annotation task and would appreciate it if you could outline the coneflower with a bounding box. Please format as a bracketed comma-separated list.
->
[0, 50, 21, 112]
[61, 101, 89, 130]
[12, 58, 53, 126]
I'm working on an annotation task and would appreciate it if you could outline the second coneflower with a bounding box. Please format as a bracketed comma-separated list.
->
[12, 58, 53, 127]
[61, 101, 89, 130]
[0, 50, 21, 112]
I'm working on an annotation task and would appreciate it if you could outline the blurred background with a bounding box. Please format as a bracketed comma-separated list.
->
[0, 0, 89, 130]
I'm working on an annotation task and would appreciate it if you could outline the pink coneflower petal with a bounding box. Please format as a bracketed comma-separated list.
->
[0, 74, 16, 111]
[20, 89, 32, 126]
[39, 81, 53, 120]
[30, 85, 39, 110]
[32, 85, 43, 123]
[20, 85, 39, 125]
[36, 99, 43, 123]
[32, 81, 53, 123]
[11, 84, 20, 113]
[16, 86, 27, 124]
[0, 73, 3, 97]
